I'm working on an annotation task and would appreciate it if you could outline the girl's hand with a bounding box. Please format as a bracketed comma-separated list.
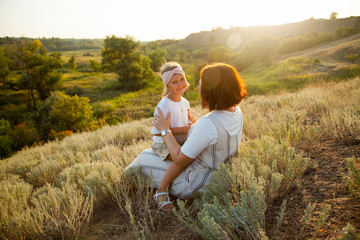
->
[153, 107, 171, 131]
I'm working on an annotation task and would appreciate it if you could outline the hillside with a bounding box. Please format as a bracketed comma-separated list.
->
[277, 32, 360, 61]
[175, 16, 360, 50]
[1, 75, 359, 239]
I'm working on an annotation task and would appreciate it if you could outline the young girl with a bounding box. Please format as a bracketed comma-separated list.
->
[151, 62, 196, 160]
[151, 62, 196, 211]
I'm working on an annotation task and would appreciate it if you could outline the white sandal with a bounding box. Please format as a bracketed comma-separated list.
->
[153, 190, 174, 211]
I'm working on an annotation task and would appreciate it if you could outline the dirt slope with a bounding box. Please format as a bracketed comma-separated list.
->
[266, 138, 360, 239]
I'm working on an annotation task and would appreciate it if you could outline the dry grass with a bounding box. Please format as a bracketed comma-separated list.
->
[1, 77, 359, 239]
[242, 77, 360, 145]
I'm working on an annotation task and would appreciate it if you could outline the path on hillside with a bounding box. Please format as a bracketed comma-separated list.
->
[266, 138, 360, 239]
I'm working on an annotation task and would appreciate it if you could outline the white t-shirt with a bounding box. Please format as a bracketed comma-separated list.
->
[181, 106, 243, 159]
[151, 96, 191, 143]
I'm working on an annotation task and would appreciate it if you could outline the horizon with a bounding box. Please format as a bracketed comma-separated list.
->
[1, 0, 360, 42]
[1, 16, 359, 42]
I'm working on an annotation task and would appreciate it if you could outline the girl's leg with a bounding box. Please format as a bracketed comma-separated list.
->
[156, 162, 186, 210]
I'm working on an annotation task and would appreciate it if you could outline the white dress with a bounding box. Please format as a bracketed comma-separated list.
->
[125, 106, 243, 198]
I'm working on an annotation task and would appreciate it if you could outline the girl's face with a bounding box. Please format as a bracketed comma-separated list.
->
[167, 74, 188, 96]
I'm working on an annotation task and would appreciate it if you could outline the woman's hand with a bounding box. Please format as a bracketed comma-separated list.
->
[153, 107, 171, 131]
[188, 108, 197, 124]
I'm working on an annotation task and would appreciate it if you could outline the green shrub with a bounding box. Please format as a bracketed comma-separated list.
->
[26, 158, 71, 188]
[238, 136, 309, 198]
[0, 177, 44, 239]
[263, 121, 319, 147]
[11, 122, 40, 151]
[0, 118, 11, 135]
[92, 101, 116, 119]
[112, 170, 162, 239]
[345, 53, 358, 63]
[56, 162, 121, 204]
[50, 92, 95, 132]
[175, 163, 268, 240]
[334, 27, 360, 39]
[31, 182, 93, 239]
[344, 157, 360, 199]
[65, 84, 84, 96]
[89, 60, 102, 73]
[0, 103, 28, 126]
[341, 223, 360, 240]
[0, 135, 12, 159]
[33, 91, 95, 139]
[321, 108, 360, 144]
[175, 136, 308, 239]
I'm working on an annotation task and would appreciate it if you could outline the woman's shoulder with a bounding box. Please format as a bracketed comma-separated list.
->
[193, 115, 217, 131]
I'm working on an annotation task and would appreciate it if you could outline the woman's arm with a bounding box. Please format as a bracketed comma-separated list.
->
[153, 108, 194, 168]
[188, 108, 197, 123]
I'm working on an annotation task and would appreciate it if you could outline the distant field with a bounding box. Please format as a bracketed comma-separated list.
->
[60, 49, 102, 66]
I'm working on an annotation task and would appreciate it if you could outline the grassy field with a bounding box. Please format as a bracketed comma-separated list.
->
[60, 49, 102, 66]
[1, 76, 359, 239]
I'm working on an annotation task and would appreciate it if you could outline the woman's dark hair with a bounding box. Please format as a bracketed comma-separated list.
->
[200, 63, 247, 111]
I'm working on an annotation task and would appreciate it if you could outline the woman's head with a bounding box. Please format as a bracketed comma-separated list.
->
[160, 62, 189, 97]
[199, 63, 247, 111]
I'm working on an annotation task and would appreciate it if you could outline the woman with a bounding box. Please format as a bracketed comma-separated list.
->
[125, 63, 247, 211]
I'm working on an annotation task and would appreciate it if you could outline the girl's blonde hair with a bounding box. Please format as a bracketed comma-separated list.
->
[160, 61, 181, 75]
[160, 62, 189, 97]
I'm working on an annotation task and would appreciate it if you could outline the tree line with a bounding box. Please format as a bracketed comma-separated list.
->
[0, 37, 103, 51]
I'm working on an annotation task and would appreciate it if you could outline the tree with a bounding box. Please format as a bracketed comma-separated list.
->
[175, 49, 187, 63]
[67, 55, 77, 70]
[146, 42, 167, 72]
[89, 60, 102, 73]
[101, 35, 156, 91]
[7, 39, 62, 106]
[330, 12, 338, 19]
[207, 46, 234, 63]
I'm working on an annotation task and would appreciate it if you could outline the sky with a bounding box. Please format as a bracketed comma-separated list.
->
[0, 0, 360, 42]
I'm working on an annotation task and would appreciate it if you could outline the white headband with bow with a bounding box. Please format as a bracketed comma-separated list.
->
[161, 67, 185, 86]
